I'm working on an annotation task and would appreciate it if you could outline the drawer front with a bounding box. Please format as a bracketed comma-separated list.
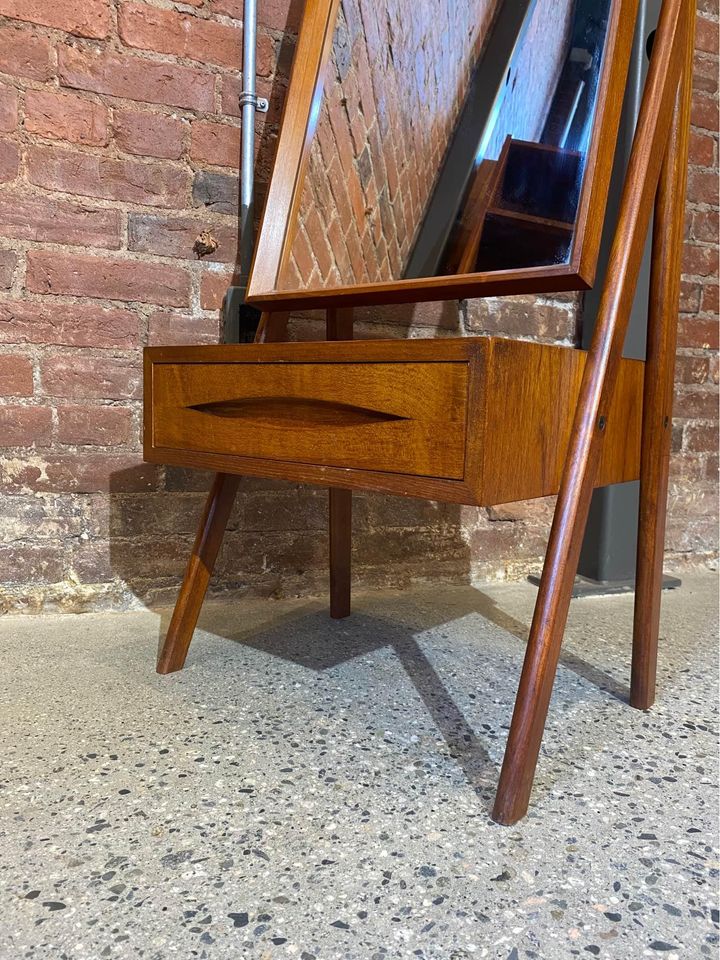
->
[151, 360, 468, 480]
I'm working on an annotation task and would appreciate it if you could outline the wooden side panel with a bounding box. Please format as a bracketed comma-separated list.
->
[479, 339, 643, 505]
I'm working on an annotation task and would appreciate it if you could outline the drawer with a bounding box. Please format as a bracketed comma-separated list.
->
[144, 338, 643, 506]
[147, 343, 470, 481]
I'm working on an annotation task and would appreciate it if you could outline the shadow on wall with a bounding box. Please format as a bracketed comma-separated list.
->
[111, 458, 546, 625]
[106, 465, 478, 611]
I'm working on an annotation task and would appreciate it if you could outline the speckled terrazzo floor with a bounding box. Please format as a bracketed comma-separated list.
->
[0, 572, 718, 960]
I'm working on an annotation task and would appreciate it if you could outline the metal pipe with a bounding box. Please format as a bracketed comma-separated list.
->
[224, 0, 267, 342]
[239, 0, 258, 287]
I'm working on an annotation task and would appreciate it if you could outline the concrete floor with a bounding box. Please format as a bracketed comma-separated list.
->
[0, 572, 717, 960]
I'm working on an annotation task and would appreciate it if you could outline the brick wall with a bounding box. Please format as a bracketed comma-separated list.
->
[282, 0, 500, 289]
[0, 0, 716, 614]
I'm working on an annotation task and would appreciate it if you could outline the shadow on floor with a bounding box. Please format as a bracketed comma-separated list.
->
[153, 584, 630, 800]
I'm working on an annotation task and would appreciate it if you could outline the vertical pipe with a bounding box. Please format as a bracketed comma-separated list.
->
[239, 0, 258, 288]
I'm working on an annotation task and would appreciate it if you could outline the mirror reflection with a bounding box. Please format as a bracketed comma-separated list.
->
[279, 0, 613, 292]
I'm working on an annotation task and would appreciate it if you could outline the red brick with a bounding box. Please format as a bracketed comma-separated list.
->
[695, 15, 719, 55]
[691, 209, 719, 244]
[26, 251, 191, 307]
[684, 420, 719, 453]
[701, 281, 719, 315]
[57, 405, 133, 445]
[7, 456, 160, 494]
[0, 83, 18, 134]
[99, 490, 208, 538]
[0, 354, 33, 396]
[0, 141, 19, 184]
[696, 0, 719, 15]
[58, 44, 214, 113]
[65, 540, 114, 584]
[303, 205, 334, 278]
[682, 242, 719, 277]
[0, 25, 53, 82]
[41, 355, 141, 400]
[113, 108, 185, 160]
[0, 192, 121, 248]
[689, 129, 716, 167]
[0, 0, 110, 39]
[148, 311, 219, 345]
[118, 3, 242, 69]
[0, 249, 16, 289]
[691, 93, 720, 132]
[677, 316, 720, 351]
[128, 214, 236, 262]
[0, 494, 87, 541]
[466, 295, 577, 341]
[94, 536, 187, 580]
[209, 0, 243, 18]
[0, 543, 64, 584]
[235, 0, 302, 32]
[710, 354, 720, 386]
[0, 406, 52, 446]
[679, 279, 702, 314]
[694, 53, 719, 96]
[0, 300, 139, 348]
[676, 354, 711, 384]
[674, 388, 719, 419]
[25, 89, 110, 146]
[26, 145, 190, 209]
[291, 227, 314, 281]
[190, 121, 242, 167]
[688, 167, 718, 204]
[200, 268, 233, 310]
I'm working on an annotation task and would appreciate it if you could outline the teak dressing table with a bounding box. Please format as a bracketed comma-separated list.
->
[143, 0, 694, 824]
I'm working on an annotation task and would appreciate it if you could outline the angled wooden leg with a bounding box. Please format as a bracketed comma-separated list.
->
[327, 307, 354, 619]
[157, 312, 290, 675]
[492, 0, 686, 825]
[632, 0, 694, 711]
[157, 472, 240, 674]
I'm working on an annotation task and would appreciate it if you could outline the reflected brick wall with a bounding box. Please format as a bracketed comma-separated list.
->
[281, 0, 501, 289]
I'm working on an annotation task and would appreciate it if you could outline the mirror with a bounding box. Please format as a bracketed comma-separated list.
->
[249, 0, 627, 308]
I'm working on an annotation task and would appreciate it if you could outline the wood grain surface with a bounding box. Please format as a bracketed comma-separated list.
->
[145, 337, 644, 506]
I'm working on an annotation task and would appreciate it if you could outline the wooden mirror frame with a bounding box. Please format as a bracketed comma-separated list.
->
[247, 0, 639, 311]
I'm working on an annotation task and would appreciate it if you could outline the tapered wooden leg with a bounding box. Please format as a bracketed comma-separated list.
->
[491, 0, 687, 826]
[329, 488, 352, 618]
[631, 1, 694, 711]
[157, 473, 240, 674]
[327, 307, 354, 619]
